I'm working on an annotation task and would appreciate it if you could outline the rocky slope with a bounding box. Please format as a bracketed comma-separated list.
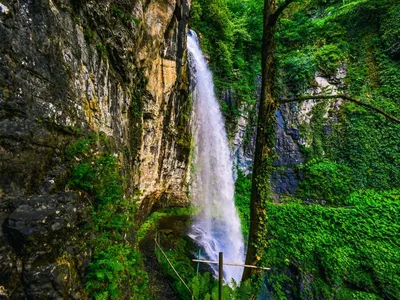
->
[0, 0, 191, 297]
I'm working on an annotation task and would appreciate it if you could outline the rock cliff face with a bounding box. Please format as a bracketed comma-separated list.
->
[232, 76, 260, 176]
[233, 70, 345, 198]
[0, 0, 191, 297]
[272, 68, 346, 198]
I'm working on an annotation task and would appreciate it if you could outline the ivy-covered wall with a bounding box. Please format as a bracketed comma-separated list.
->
[275, 0, 400, 193]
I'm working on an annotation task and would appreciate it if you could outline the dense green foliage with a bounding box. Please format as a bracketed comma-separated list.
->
[235, 175, 400, 298]
[66, 135, 148, 299]
[277, 0, 400, 191]
[297, 159, 352, 204]
[263, 189, 400, 299]
[155, 235, 257, 299]
[271, 0, 400, 297]
[234, 170, 251, 238]
[196, 0, 400, 297]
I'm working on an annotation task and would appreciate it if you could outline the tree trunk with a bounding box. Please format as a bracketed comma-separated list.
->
[243, 0, 278, 281]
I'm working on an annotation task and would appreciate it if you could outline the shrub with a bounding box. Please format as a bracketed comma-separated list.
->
[297, 159, 352, 204]
[66, 136, 148, 299]
[314, 44, 345, 76]
[280, 52, 317, 92]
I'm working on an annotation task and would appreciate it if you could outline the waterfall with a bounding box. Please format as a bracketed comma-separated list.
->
[187, 30, 245, 284]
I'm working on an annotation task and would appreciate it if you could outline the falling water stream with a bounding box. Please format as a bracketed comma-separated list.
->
[187, 30, 245, 284]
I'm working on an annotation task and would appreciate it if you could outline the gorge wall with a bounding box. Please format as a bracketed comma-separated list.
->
[0, 0, 191, 297]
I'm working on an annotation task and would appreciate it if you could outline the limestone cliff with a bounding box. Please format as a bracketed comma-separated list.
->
[0, 0, 191, 297]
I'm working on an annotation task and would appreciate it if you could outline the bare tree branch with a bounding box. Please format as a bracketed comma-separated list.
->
[279, 94, 400, 124]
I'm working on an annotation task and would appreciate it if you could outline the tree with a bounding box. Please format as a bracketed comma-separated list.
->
[243, 0, 296, 281]
[243, 0, 400, 281]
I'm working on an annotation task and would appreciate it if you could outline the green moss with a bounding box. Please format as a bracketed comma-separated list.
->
[297, 158, 352, 204]
[314, 44, 346, 77]
[136, 207, 196, 243]
[279, 51, 317, 94]
[129, 71, 147, 161]
[175, 94, 193, 155]
[262, 189, 400, 299]
[111, 6, 140, 26]
[96, 43, 107, 59]
[83, 27, 96, 44]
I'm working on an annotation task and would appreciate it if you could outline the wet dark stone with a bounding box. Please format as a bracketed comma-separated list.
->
[271, 168, 301, 195]
[272, 109, 304, 196]
[0, 192, 90, 298]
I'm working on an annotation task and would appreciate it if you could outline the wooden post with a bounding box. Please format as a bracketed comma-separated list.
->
[219, 252, 223, 300]
[196, 249, 201, 276]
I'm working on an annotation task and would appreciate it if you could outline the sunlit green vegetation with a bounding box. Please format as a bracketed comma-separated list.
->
[264, 189, 400, 299]
[235, 172, 400, 298]
[154, 234, 257, 299]
[275, 0, 400, 297]
[66, 135, 148, 299]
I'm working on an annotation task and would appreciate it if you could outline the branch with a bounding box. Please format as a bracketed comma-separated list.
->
[268, 0, 295, 27]
[279, 94, 400, 124]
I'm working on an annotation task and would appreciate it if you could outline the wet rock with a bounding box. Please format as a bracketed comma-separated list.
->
[0, 0, 192, 212]
[271, 168, 302, 195]
[233, 76, 260, 175]
[1, 193, 90, 298]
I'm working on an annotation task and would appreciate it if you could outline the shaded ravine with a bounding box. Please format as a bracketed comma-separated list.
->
[187, 30, 245, 284]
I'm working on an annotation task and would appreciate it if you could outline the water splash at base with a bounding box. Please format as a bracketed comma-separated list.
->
[187, 30, 245, 284]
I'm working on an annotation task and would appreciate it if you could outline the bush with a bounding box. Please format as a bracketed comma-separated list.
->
[66, 136, 148, 299]
[263, 191, 400, 299]
[69, 155, 122, 205]
[86, 243, 148, 300]
[314, 44, 345, 76]
[297, 159, 352, 204]
[280, 52, 316, 92]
